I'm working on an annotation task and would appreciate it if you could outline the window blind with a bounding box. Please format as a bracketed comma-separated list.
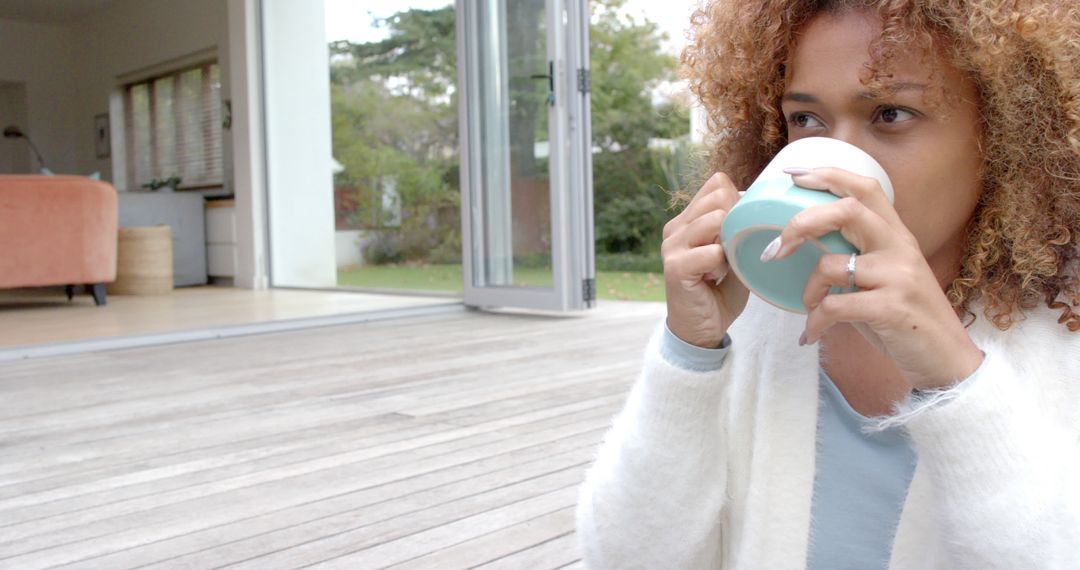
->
[125, 62, 223, 189]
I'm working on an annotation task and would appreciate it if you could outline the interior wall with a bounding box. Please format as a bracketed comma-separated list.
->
[0, 0, 230, 186]
[70, 0, 231, 189]
[0, 19, 78, 174]
[0, 81, 30, 174]
[0, 0, 332, 293]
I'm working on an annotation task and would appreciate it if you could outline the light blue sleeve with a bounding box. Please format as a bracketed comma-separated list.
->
[869, 351, 989, 431]
[659, 321, 731, 372]
[905, 351, 986, 408]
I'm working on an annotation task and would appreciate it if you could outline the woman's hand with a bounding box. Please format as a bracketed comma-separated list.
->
[767, 167, 984, 390]
[662, 173, 750, 348]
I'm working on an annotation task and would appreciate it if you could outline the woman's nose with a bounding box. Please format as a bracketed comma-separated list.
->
[825, 124, 864, 149]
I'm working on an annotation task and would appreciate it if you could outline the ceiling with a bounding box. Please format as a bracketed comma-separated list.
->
[0, 0, 118, 24]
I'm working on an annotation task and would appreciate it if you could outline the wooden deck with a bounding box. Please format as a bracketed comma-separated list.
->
[0, 299, 665, 569]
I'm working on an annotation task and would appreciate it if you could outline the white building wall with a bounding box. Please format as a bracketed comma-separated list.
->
[226, 0, 269, 290]
[261, 0, 337, 288]
[335, 230, 366, 268]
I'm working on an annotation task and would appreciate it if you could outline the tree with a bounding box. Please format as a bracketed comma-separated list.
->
[653, 101, 692, 141]
[328, 2, 683, 264]
[587, 0, 686, 258]
[329, 1, 680, 159]
[589, 0, 678, 152]
[329, 8, 461, 264]
[329, 8, 457, 100]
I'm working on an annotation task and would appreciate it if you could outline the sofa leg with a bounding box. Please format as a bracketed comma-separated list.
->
[65, 285, 75, 301]
[88, 283, 107, 306]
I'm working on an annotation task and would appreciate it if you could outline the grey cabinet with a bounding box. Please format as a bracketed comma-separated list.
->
[117, 192, 208, 287]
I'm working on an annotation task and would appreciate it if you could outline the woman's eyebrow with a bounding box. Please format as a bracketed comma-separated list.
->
[856, 81, 929, 100]
[782, 92, 818, 103]
[782, 82, 929, 104]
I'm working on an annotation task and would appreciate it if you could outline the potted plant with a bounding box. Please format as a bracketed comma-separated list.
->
[143, 176, 182, 192]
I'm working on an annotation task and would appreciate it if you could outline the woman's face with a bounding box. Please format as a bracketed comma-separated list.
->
[782, 10, 983, 278]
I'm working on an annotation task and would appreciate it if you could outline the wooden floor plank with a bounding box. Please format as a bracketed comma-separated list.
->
[0, 378, 622, 506]
[0, 332, 596, 440]
[0, 406, 615, 566]
[305, 486, 580, 569]
[0, 373, 623, 500]
[0, 407, 613, 559]
[471, 531, 581, 570]
[0, 299, 662, 569]
[385, 507, 579, 570]
[0, 327, 629, 459]
[80, 441, 598, 569]
[199, 469, 584, 570]
[0, 376, 622, 498]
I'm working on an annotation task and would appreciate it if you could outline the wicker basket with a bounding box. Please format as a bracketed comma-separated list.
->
[110, 225, 173, 295]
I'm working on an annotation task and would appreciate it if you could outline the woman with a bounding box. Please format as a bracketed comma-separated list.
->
[576, 1, 1080, 568]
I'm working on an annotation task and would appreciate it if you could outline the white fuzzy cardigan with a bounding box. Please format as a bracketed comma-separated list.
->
[576, 296, 1080, 568]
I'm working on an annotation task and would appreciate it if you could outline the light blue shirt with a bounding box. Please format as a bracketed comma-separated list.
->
[659, 323, 915, 567]
[808, 369, 915, 568]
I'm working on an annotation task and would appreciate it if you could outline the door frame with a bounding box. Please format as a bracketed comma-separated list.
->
[455, 0, 595, 312]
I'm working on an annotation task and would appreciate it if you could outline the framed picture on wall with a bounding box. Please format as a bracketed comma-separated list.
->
[94, 113, 110, 159]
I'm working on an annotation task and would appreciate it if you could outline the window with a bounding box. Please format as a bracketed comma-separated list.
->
[125, 62, 223, 190]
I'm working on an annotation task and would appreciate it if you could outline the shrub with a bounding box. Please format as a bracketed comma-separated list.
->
[596, 251, 663, 273]
[428, 231, 462, 264]
[362, 231, 404, 264]
[595, 192, 667, 254]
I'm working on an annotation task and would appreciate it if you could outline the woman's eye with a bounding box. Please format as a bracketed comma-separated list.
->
[874, 106, 916, 124]
[789, 112, 823, 129]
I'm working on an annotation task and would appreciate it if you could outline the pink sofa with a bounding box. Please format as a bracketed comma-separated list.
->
[0, 175, 118, 305]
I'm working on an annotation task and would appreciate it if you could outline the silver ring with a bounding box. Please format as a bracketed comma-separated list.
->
[846, 253, 858, 292]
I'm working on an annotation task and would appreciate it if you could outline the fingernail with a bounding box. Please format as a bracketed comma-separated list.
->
[783, 167, 812, 176]
[760, 236, 782, 262]
[799, 332, 807, 346]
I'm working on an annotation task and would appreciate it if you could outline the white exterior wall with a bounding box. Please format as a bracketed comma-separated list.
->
[335, 230, 366, 268]
[260, 0, 336, 288]
[226, 0, 269, 290]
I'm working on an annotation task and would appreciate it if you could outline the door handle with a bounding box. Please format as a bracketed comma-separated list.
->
[529, 61, 555, 106]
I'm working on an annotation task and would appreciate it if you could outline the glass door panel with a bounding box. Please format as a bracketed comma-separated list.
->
[458, 0, 594, 311]
[474, 0, 553, 290]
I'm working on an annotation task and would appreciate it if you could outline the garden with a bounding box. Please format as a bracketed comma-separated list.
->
[330, 0, 702, 301]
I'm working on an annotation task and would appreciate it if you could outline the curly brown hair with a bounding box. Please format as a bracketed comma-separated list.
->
[680, 0, 1080, 331]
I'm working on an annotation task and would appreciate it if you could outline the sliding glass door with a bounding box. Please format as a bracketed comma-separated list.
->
[456, 0, 594, 312]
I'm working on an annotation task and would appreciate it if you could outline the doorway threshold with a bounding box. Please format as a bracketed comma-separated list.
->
[0, 302, 464, 362]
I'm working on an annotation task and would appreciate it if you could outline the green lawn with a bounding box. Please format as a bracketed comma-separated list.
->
[337, 263, 665, 302]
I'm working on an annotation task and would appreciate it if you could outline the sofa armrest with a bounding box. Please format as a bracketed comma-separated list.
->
[0, 175, 118, 288]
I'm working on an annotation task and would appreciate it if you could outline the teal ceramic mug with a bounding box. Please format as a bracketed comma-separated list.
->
[719, 137, 894, 313]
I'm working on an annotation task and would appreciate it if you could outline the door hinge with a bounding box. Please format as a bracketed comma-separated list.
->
[577, 68, 591, 94]
[583, 277, 596, 302]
